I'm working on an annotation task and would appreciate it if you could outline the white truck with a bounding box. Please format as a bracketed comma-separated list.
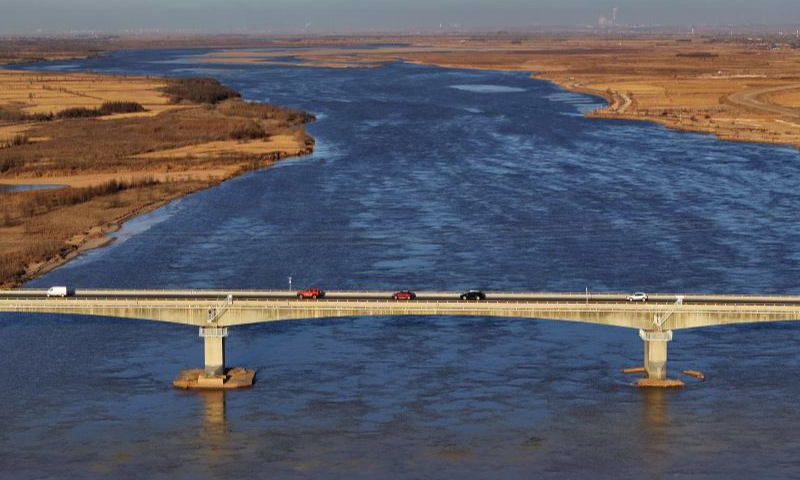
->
[46, 286, 69, 297]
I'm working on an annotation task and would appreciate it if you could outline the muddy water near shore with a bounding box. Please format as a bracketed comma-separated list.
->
[4, 50, 800, 479]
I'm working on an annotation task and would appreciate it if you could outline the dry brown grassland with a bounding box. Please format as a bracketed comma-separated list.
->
[0, 67, 314, 287]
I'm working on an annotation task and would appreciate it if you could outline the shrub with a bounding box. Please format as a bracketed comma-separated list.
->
[57, 107, 101, 119]
[27, 112, 54, 122]
[676, 52, 719, 58]
[56, 102, 145, 120]
[0, 108, 27, 122]
[97, 101, 146, 115]
[230, 121, 268, 140]
[287, 111, 316, 124]
[163, 78, 240, 104]
[0, 109, 53, 123]
[0, 156, 24, 173]
[2, 135, 30, 149]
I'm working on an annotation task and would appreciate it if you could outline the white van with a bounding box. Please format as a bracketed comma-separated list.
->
[46, 286, 69, 297]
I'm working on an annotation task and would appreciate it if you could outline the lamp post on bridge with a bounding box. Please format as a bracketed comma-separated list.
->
[288, 276, 293, 291]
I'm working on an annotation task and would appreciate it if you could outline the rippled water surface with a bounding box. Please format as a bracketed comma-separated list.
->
[4, 49, 800, 479]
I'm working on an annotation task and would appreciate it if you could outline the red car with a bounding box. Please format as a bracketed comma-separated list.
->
[297, 288, 325, 299]
[392, 290, 417, 300]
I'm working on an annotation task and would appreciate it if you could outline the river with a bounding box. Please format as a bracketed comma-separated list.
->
[3, 48, 800, 479]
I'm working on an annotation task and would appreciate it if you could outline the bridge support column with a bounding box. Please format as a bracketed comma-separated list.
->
[173, 325, 255, 389]
[640, 329, 671, 380]
[638, 329, 683, 387]
[200, 327, 228, 377]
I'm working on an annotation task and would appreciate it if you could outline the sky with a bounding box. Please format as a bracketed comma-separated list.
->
[1, 0, 799, 33]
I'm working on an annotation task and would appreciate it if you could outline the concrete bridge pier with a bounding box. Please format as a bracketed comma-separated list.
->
[638, 329, 683, 387]
[201, 327, 228, 377]
[173, 327, 255, 390]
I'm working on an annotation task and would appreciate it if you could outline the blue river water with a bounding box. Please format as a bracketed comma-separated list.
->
[3, 48, 800, 479]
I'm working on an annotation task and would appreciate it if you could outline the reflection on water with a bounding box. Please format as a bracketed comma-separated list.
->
[199, 390, 229, 463]
[640, 388, 670, 465]
[201, 390, 228, 443]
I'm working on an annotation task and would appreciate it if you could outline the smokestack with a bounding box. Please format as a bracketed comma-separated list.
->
[612, 6, 618, 24]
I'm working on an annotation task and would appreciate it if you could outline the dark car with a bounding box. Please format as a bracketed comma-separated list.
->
[392, 290, 416, 300]
[297, 288, 325, 299]
[460, 290, 486, 301]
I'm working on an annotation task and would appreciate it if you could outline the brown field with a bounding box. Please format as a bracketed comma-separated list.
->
[0, 70, 178, 143]
[0, 67, 314, 287]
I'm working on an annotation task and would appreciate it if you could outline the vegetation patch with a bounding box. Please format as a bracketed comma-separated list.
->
[230, 120, 268, 140]
[675, 52, 719, 58]
[1, 177, 160, 226]
[57, 101, 146, 119]
[163, 77, 240, 104]
[1, 135, 30, 149]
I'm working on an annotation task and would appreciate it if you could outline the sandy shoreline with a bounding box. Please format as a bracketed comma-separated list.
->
[23, 202, 155, 282]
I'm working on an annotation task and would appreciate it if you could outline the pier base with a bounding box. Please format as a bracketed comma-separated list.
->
[173, 367, 256, 390]
[173, 326, 255, 389]
[637, 377, 685, 388]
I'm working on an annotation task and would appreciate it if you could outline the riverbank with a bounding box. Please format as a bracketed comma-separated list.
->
[197, 35, 800, 151]
[0, 68, 314, 288]
[11, 33, 800, 153]
[389, 37, 800, 151]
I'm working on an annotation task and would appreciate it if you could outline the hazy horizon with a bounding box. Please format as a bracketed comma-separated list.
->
[2, 0, 800, 34]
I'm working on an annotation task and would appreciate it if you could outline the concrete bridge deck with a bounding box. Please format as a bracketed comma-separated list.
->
[3, 289, 800, 388]
[3, 289, 800, 330]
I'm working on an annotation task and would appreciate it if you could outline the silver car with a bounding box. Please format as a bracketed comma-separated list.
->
[626, 292, 648, 302]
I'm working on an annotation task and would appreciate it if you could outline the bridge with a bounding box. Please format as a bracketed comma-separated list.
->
[3, 289, 800, 388]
